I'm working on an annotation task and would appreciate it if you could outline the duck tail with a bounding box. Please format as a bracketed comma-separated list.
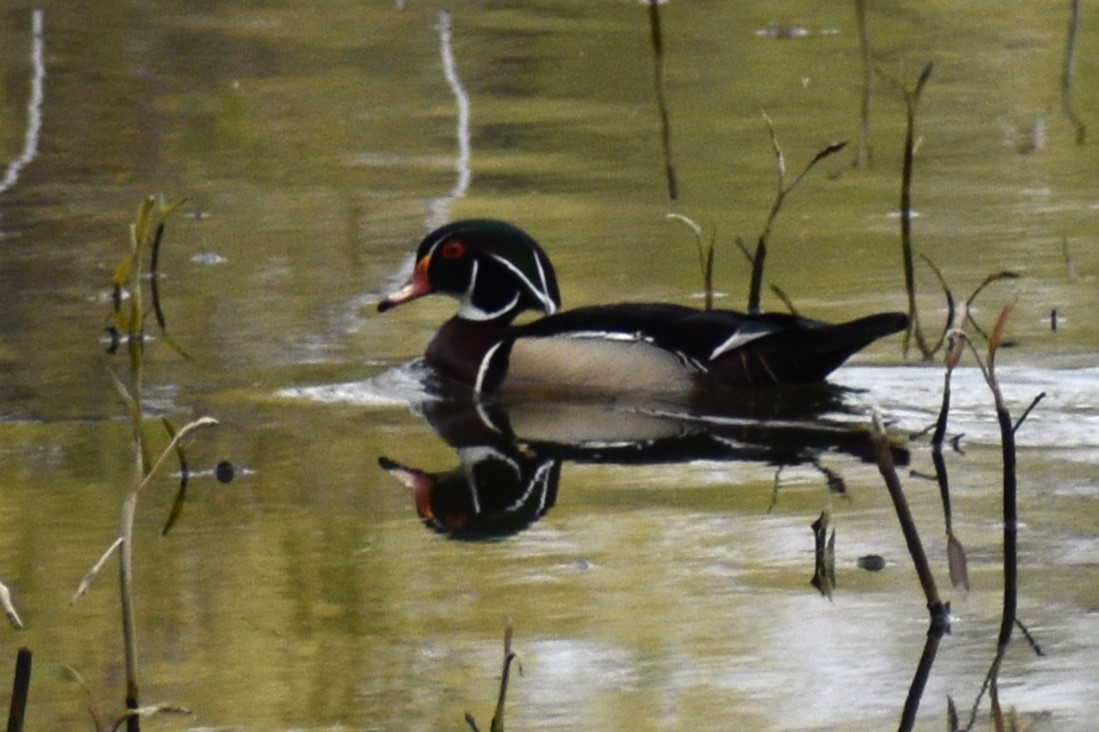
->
[710, 311, 909, 385]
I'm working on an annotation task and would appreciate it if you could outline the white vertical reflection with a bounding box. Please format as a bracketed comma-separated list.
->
[0, 10, 45, 195]
[426, 9, 472, 230]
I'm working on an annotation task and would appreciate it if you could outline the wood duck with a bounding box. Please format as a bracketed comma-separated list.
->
[378, 219, 908, 398]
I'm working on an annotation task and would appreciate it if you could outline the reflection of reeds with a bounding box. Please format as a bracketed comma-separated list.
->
[952, 305, 1044, 729]
[853, 0, 873, 168]
[872, 412, 948, 732]
[647, 0, 678, 202]
[7, 647, 32, 732]
[465, 622, 519, 732]
[1061, 0, 1087, 144]
[898, 63, 934, 360]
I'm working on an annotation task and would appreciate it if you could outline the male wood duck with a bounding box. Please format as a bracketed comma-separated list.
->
[378, 219, 908, 398]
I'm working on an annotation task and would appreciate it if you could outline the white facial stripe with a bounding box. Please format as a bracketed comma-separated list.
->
[488, 252, 556, 315]
[456, 259, 517, 321]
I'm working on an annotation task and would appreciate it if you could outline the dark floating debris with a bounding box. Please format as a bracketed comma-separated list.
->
[857, 555, 887, 572]
[215, 460, 236, 484]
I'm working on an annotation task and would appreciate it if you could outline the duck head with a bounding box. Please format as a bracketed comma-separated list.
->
[378, 219, 561, 324]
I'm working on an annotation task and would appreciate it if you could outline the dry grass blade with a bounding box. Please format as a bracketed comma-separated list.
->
[111, 705, 193, 731]
[71, 536, 123, 605]
[988, 297, 1017, 363]
[810, 509, 836, 600]
[0, 581, 23, 629]
[947, 532, 969, 596]
[135, 416, 218, 498]
[665, 213, 715, 310]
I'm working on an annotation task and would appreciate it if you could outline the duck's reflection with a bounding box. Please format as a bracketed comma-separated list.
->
[380, 384, 908, 540]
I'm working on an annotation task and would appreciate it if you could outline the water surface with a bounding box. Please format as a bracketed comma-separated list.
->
[1, 2, 1097, 729]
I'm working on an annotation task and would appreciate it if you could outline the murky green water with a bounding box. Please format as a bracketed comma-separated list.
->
[1, 1, 1097, 729]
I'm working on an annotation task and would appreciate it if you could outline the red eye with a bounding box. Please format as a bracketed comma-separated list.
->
[440, 239, 466, 260]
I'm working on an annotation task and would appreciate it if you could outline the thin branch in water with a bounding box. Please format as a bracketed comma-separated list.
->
[71, 536, 124, 604]
[898, 62, 934, 360]
[931, 325, 970, 594]
[873, 411, 950, 732]
[647, 0, 678, 201]
[853, 0, 873, 168]
[665, 213, 713, 310]
[1014, 617, 1044, 657]
[769, 283, 799, 315]
[1061, 237, 1079, 280]
[956, 301, 1041, 729]
[872, 412, 944, 614]
[966, 271, 1020, 310]
[63, 665, 107, 732]
[1060, 0, 1087, 143]
[1013, 392, 1046, 434]
[918, 253, 955, 355]
[465, 622, 521, 732]
[8, 647, 32, 732]
[748, 112, 845, 313]
[734, 235, 754, 265]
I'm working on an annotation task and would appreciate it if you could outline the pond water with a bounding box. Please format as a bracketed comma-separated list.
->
[1, 1, 1097, 730]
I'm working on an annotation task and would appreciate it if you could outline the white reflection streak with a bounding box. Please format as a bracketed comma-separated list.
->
[427, 9, 472, 230]
[0, 10, 45, 195]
